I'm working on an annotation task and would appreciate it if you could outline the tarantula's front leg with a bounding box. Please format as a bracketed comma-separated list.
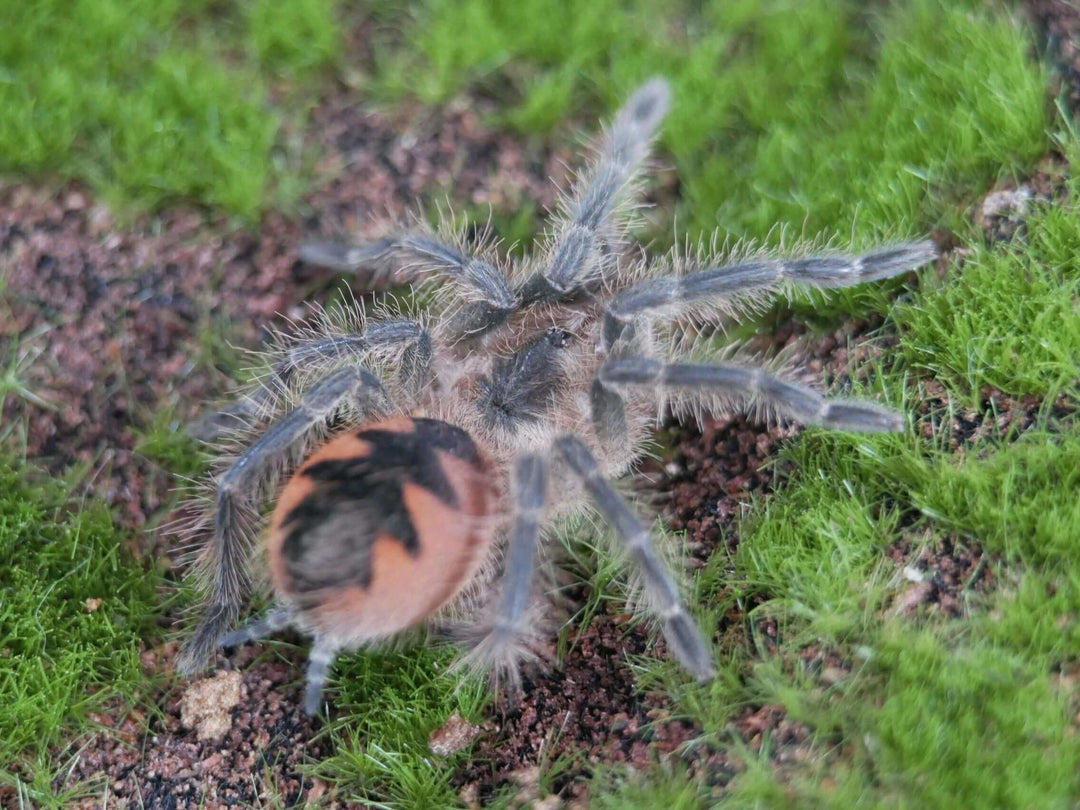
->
[519, 78, 672, 308]
[601, 241, 938, 350]
[300, 233, 517, 339]
[601, 358, 903, 432]
[191, 319, 431, 442]
[300, 235, 509, 300]
[554, 435, 716, 682]
[177, 366, 392, 675]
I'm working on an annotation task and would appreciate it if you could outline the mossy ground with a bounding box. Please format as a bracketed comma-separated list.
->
[0, 457, 162, 803]
[0, 0, 1076, 806]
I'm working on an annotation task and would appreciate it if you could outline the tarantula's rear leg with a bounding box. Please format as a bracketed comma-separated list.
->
[602, 241, 938, 351]
[457, 454, 547, 688]
[519, 78, 672, 308]
[191, 319, 431, 442]
[302, 636, 339, 716]
[601, 358, 903, 432]
[177, 366, 392, 675]
[555, 435, 716, 682]
[218, 607, 294, 648]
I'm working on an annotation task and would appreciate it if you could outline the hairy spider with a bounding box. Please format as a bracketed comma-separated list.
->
[177, 78, 936, 716]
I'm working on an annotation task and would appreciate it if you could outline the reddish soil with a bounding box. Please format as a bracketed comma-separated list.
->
[68, 647, 329, 808]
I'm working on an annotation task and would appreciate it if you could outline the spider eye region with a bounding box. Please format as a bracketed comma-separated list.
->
[267, 417, 497, 642]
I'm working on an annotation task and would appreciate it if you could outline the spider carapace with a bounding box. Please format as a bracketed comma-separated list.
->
[177, 76, 937, 716]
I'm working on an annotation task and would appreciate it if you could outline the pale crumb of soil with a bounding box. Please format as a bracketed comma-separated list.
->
[429, 711, 483, 757]
[180, 670, 243, 741]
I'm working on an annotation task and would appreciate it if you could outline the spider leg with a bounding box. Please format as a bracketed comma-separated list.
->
[602, 241, 938, 350]
[520, 77, 672, 307]
[190, 319, 431, 441]
[601, 357, 903, 432]
[458, 454, 547, 687]
[304, 635, 340, 716]
[589, 378, 630, 453]
[554, 435, 716, 682]
[218, 607, 293, 648]
[177, 366, 392, 675]
[301, 233, 516, 316]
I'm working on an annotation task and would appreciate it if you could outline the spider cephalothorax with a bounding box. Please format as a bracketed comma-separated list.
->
[177, 78, 936, 715]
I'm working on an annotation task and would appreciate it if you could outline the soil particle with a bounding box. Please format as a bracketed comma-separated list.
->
[430, 711, 484, 757]
[976, 156, 1069, 243]
[180, 670, 244, 742]
[886, 533, 996, 619]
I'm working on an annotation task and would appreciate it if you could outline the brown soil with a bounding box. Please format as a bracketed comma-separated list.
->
[885, 533, 995, 620]
[453, 612, 735, 805]
[66, 647, 329, 808]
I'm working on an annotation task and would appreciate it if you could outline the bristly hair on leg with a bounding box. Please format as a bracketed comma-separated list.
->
[445, 597, 555, 694]
[523, 78, 672, 306]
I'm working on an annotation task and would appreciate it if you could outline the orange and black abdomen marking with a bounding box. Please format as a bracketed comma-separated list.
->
[267, 417, 497, 642]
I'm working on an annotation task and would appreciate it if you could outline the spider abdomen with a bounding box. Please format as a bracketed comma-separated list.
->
[267, 417, 498, 645]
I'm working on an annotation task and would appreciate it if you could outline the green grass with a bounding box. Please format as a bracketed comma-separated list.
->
[310, 647, 490, 808]
[0, 0, 342, 219]
[895, 193, 1080, 402]
[246, 0, 342, 79]
[380, 0, 1047, 244]
[0, 456, 162, 802]
[135, 405, 211, 482]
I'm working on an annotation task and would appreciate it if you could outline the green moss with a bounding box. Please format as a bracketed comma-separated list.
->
[588, 766, 709, 809]
[311, 648, 489, 808]
[382, 0, 1047, 245]
[246, 0, 342, 79]
[0, 0, 342, 218]
[657, 418, 1079, 806]
[896, 199, 1080, 401]
[0, 456, 161, 797]
[134, 405, 210, 482]
[866, 629, 1075, 808]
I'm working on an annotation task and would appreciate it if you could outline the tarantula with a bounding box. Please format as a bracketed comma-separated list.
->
[177, 78, 936, 716]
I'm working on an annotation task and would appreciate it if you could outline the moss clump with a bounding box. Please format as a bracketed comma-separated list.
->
[0, 457, 161, 795]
